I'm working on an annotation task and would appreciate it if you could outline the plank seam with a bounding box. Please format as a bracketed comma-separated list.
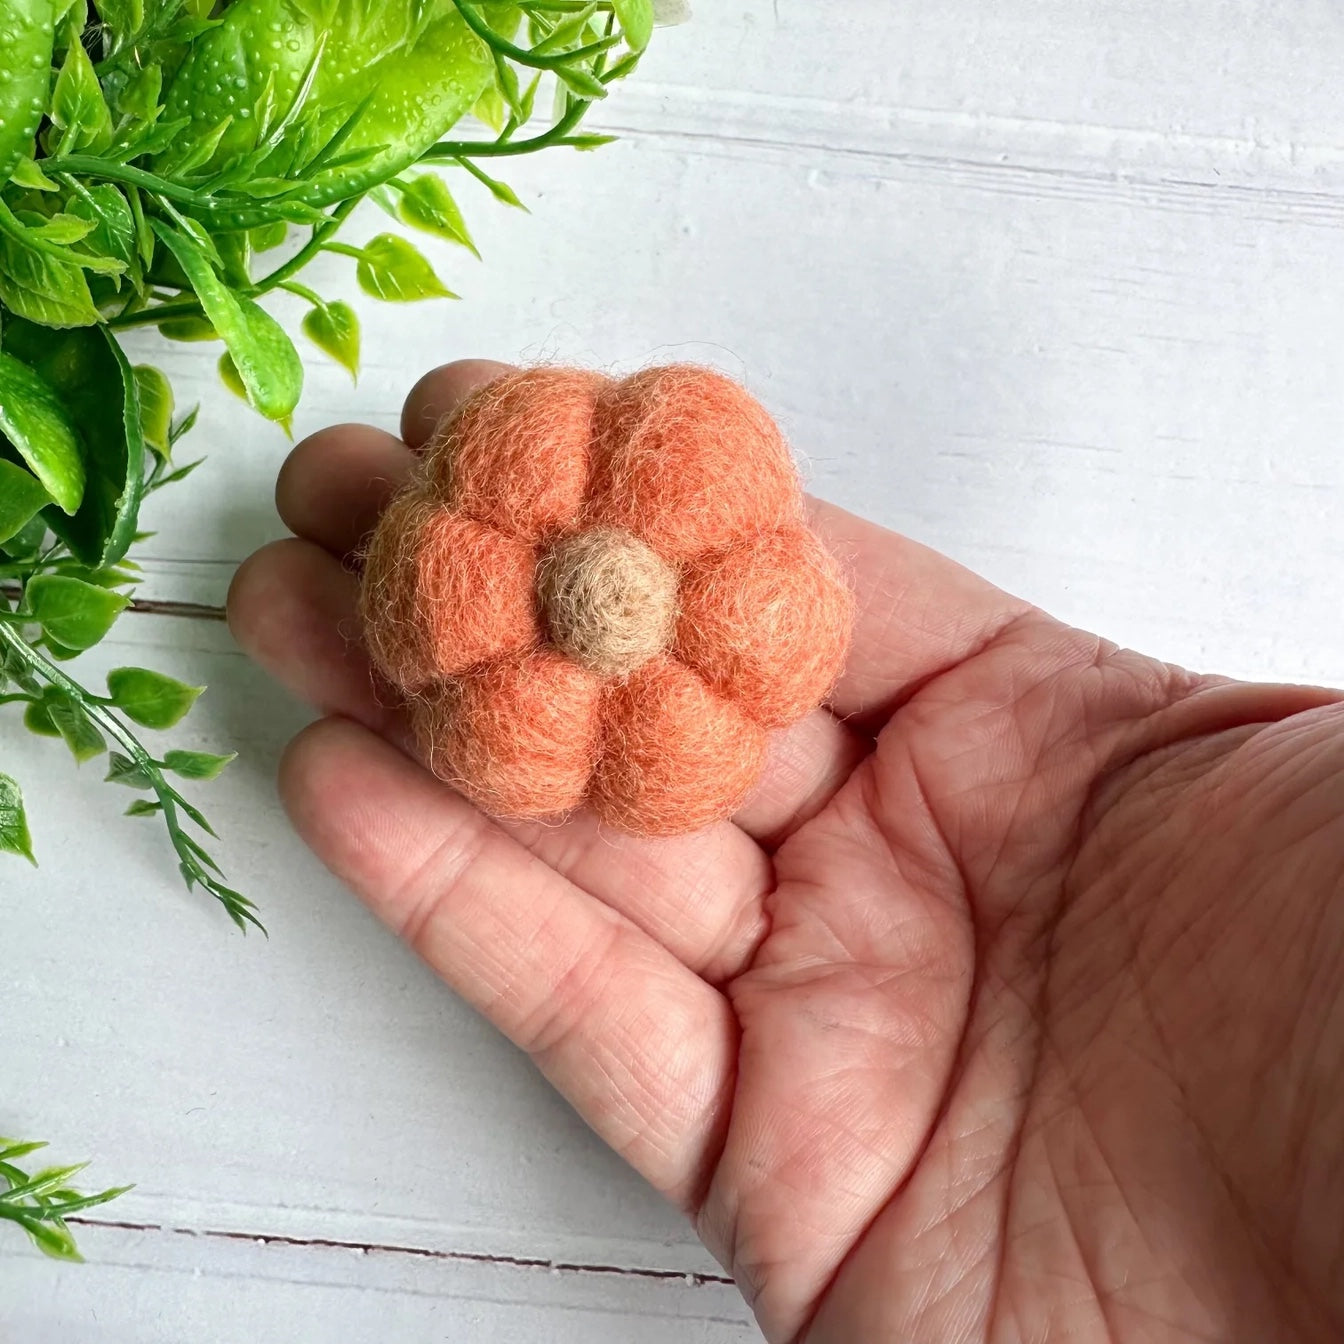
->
[66, 1216, 736, 1286]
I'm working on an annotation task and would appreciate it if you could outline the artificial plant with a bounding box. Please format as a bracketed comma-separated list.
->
[0, 0, 655, 1260]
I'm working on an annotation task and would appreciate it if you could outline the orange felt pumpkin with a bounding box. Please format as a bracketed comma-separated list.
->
[360, 364, 854, 837]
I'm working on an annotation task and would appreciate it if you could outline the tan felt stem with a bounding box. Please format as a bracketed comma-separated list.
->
[538, 526, 678, 678]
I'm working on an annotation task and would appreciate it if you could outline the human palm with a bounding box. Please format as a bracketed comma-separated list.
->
[230, 361, 1344, 1343]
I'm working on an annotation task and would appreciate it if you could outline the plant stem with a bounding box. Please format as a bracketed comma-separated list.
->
[0, 621, 259, 931]
[450, 0, 619, 71]
[107, 298, 204, 330]
[250, 196, 361, 295]
[279, 281, 324, 307]
[54, 157, 213, 207]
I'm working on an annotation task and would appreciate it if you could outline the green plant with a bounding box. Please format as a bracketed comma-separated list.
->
[0, 0, 655, 1260]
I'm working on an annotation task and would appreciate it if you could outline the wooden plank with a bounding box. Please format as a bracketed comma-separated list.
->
[7, 2, 1344, 1333]
[115, 0, 1342, 687]
[0, 1220, 753, 1342]
[1, 616, 721, 1279]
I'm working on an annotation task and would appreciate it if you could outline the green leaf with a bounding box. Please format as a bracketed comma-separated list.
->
[0, 460, 54, 545]
[217, 352, 247, 402]
[158, 316, 218, 343]
[105, 752, 155, 790]
[0, 352, 86, 514]
[301, 301, 360, 378]
[555, 63, 609, 101]
[10, 158, 59, 193]
[159, 2, 494, 228]
[396, 174, 479, 257]
[151, 222, 303, 423]
[106, 667, 204, 730]
[354, 234, 455, 303]
[15, 212, 95, 246]
[457, 159, 527, 211]
[0, 774, 36, 864]
[0, 4, 54, 186]
[0, 199, 125, 277]
[49, 38, 115, 156]
[125, 798, 162, 818]
[96, 0, 145, 47]
[15, 1216, 83, 1263]
[22, 700, 61, 739]
[25, 576, 128, 652]
[250, 221, 288, 252]
[135, 366, 175, 459]
[4, 320, 148, 567]
[0, 229, 101, 328]
[613, 0, 655, 52]
[162, 750, 237, 781]
[67, 185, 138, 270]
[45, 696, 107, 764]
[115, 62, 162, 121]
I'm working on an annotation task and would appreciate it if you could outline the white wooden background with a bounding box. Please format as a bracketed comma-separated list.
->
[4, 2, 1344, 1338]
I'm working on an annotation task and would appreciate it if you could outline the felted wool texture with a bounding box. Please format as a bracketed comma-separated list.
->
[590, 656, 769, 837]
[537, 526, 679, 678]
[413, 651, 603, 818]
[360, 361, 855, 837]
[427, 366, 604, 540]
[585, 365, 804, 560]
[675, 525, 854, 728]
[361, 495, 539, 691]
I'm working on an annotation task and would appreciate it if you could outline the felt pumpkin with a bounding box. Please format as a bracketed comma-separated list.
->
[361, 364, 853, 837]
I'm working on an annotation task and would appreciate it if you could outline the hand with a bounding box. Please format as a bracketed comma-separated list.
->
[229, 361, 1344, 1344]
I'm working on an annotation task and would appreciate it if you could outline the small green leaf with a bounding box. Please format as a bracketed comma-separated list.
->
[555, 64, 609, 101]
[0, 352, 86, 515]
[125, 799, 162, 818]
[4, 320, 148, 568]
[49, 38, 114, 156]
[301, 301, 360, 379]
[16, 1216, 83, 1263]
[0, 774, 36, 864]
[16, 212, 96, 246]
[354, 234, 455, 303]
[22, 700, 61, 739]
[396, 175, 479, 257]
[105, 752, 155, 790]
[250, 221, 288, 252]
[116, 62, 162, 121]
[96, 0, 146, 47]
[158, 316, 218, 343]
[26, 576, 128, 652]
[46, 697, 107, 764]
[106, 667, 204, 730]
[0, 230, 101, 328]
[456, 159, 527, 211]
[10, 158, 59, 193]
[217, 352, 247, 403]
[152, 222, 303, 423]
[67, 185, 137, 270]
[613, 0, 655, 52]
[0, 460, 54, 545]
[162, 750, 237, 781]
[135, 366, 175, 459]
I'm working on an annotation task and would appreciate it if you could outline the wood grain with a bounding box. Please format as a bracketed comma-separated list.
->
[5, 2, 1343, 1335]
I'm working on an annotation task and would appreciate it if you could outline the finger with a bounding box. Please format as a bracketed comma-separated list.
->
[230, 537, 775, 981]
[809, 498, 1032, 726]
[401, 359, 514, 451]
[276, 423, 416, 560]
[282, 716, 736, 1210]
[227, 539, 396, 737]
[733, 709, 872, 848]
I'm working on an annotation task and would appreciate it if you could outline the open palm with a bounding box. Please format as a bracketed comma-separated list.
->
[230, 362, 1344, 1344]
